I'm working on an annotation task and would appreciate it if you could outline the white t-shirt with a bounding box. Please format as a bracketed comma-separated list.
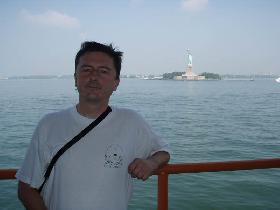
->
[16, 106, 169, 210]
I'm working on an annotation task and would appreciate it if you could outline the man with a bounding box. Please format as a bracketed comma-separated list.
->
[16, 41, 170, 210]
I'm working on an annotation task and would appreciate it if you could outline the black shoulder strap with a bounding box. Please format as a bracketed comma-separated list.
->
[37, 106, 112, 192]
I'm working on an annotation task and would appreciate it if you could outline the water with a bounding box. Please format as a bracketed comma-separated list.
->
[0, 78, 279, 209]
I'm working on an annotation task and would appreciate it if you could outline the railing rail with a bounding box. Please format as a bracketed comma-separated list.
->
[156, 158, 280, 210]
[0, 169, 16, 180]
[1, 158, 280, 210]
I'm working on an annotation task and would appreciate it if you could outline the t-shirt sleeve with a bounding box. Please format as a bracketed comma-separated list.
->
[16, 123, 47, 189]
[134, 114, 170, 159]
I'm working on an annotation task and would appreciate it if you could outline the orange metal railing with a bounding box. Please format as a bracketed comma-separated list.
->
[1, 158, 280, 210]
[155, 158, 280, 210]
[0, 169, 16, 180]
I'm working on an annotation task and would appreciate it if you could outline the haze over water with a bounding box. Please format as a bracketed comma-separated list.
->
[0, 78, 279, 209]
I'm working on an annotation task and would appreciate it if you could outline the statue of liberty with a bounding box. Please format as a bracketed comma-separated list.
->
[185, 49, 194, 76]
[187, 49, 192, 67]
[180, 48, 205, 80]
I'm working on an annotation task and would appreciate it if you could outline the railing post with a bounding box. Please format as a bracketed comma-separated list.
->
[0, 169, 17, 180]
[158, 172, 168, 210]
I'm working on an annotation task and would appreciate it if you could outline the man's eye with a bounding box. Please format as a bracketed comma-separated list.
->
[81, 68, 91, 73]
[99, 69, 109, 74]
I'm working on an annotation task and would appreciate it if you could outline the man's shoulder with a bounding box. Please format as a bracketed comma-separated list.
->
[112, 107, 141, 118]
[112, 106, 135, 114]
[111, 106, 147, 124]
[39, 106, 74, 126]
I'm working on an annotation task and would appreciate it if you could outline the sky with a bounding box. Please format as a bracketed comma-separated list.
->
[0, 0, 280, 77]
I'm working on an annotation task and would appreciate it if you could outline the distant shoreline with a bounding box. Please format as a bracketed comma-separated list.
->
[0, 74, 278, 80]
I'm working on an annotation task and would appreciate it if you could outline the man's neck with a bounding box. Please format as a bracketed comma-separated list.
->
[76, 102, 109, 119]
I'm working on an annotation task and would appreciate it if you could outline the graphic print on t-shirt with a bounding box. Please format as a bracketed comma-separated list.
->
[104, 144, 124, 168]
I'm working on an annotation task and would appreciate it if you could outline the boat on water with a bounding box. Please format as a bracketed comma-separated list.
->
[276, 77, 280, 83]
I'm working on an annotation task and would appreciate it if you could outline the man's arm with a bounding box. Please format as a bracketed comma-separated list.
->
[18, 181, 47, 210]
[128, 151, 170, 181]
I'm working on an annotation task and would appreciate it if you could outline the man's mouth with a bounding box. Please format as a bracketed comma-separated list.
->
[86, 83, 101, 89]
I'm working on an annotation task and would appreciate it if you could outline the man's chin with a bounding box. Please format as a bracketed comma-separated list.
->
[78, 92, 99, 101]
[85, 95, 100, 102]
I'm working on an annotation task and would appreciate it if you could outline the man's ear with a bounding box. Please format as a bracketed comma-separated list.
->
[113, 79, 120, 91]
[74, 73, 77, 87]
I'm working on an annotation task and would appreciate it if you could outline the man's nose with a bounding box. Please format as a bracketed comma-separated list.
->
[89, 69, 100, 79]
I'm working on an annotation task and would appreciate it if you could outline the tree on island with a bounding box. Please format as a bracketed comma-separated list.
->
[163, 72, 184, 80]
[163, 72, 221, 80]
[199, 72, 221, 80]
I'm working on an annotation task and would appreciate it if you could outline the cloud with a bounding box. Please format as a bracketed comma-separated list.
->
[182, 0, 208, 12]
[21, 9, 80, 29]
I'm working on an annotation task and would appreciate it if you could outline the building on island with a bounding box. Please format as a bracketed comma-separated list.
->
[175, 50, 205, 81]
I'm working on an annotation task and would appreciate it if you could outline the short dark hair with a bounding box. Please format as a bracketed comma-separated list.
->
[75, 41, 123, 79]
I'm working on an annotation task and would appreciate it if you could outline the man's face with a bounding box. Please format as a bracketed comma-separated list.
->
[75, 51, 119, 104]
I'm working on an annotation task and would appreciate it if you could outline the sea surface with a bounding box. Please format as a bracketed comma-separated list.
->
[0, 78, 279, 210]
